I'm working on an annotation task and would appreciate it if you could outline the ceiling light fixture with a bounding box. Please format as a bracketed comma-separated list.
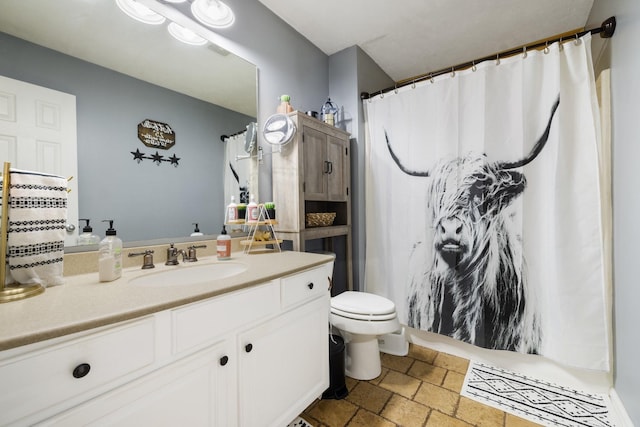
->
[167, 22, 208, 46]
[191, 0, 235, 29]
[115, 0, 166, 25]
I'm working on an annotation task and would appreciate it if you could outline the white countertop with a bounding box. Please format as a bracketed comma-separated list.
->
[0, 251, 334, 351]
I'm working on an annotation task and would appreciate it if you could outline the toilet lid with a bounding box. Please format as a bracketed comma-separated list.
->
[331, 291, 396, 316]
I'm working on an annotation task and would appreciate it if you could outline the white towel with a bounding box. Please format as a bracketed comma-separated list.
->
[0, 169, 67, 287]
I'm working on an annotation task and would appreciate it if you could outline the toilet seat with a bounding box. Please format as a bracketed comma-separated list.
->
[330, 291, 397, 321]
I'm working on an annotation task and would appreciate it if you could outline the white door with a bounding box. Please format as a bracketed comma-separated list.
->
[0, 75, 78, 246]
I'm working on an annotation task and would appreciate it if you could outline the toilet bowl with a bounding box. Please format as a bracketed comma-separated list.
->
[330, 291, 400, 380]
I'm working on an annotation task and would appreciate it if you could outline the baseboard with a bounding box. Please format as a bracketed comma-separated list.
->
[609, 388, 634, 427]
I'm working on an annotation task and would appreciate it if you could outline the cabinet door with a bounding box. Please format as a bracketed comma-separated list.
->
[326, 135, 349, 201]
[238, 297, 329, 427]
[40, 340, 236, 427]
[302, 126, 328, 200]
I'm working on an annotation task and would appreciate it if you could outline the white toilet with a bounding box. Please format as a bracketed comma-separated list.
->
[330, 291, 401, 380]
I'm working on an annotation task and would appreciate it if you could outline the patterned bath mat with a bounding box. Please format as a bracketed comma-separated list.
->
[461, 361, 613, 427]
[287, 416, 313, 427]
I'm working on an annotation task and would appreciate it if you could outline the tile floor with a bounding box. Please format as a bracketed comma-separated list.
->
[300, 344, 542, 427]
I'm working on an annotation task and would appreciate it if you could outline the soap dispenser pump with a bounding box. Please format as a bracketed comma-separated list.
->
[77, 219, 100, 245]
[191, 223, 204, 237]
[99, 220, 123, 282]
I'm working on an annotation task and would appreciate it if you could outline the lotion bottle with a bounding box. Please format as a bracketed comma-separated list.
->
[216, 225, 231, 260]
[99, 220, 123, 282]
[227, 196, 238, 222]
[246, 194, 259, 223]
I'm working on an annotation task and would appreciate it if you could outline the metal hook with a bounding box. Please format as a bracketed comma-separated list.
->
[522, 46, 527, 58]
[429, 73, 434, 84]
[495, 53, 500, 66]
[450, 67, 455, 78]
[411, 80, 416, 89]
[543, 41, 550, 54]
[574, 34, 581, 45]
[558, 37, 564, 51]
[394, 83, 398, 94]
[471, 61, 477, 72]
[380, 90, 384, 99]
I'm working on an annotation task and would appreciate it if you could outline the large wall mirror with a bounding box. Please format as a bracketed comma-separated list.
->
[0, 0, 258, 248]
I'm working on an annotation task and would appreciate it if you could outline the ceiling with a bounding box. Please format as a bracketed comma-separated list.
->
[258, 0, 595, 82]
[0, 0, 257, 117]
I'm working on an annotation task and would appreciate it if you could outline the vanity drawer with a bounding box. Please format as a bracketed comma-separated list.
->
[172, 281, 279, 354]
[281, 264, 332, 309]
[0, 317, 156, 426]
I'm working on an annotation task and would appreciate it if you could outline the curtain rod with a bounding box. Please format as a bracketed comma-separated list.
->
[361, 16, 616, 100]
[220, 128, 246, 142]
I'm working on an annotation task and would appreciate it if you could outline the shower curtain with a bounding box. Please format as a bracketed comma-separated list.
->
[223, 126, 257, 206]
[364, 33, 610, 371]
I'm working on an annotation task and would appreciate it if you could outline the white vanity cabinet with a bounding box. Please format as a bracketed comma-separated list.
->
[0, 262, 332, 427]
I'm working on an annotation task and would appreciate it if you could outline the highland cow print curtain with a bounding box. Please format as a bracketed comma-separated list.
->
[364, 33, 610, 371]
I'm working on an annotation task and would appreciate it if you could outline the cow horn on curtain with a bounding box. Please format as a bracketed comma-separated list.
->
[363, 33, 610, 371]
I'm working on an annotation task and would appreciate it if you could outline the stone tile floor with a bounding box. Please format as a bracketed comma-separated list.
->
[301, 344, 542, 427]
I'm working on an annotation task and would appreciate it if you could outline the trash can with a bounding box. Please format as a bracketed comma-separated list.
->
[322, 334, 348, 399]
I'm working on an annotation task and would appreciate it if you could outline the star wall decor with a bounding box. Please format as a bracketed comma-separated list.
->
[130, 149, 181, 167]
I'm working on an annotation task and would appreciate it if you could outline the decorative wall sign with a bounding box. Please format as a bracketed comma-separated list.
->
[131, 148, 180, 167]
[138, 119, 175, 149]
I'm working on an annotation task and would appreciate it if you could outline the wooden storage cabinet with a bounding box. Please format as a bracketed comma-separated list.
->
[1, 263, 332, 427]
[272, 112, 352, 289]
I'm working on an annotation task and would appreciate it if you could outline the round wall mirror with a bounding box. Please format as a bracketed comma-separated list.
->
[262, 114, 296, 146]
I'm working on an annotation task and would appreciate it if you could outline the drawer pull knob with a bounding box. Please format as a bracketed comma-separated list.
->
[245, 343, 253, 353]
[72, 363, 91, 379]
[220, 356, 229, 366]
[307, 282, 314, 290]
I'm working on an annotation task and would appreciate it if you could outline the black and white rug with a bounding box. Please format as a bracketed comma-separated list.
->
[287, 416, 313, 427]
[461, 361, 613, 427]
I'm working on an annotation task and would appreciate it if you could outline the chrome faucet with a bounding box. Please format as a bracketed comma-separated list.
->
[183, 244, 207, 262]
[128, 250, 155, 269]
[165, 243, 181, 265]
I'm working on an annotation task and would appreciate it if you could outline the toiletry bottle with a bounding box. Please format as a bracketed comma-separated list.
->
[246, 194, 259, 223]
[99, 220, 123, 282]
[276, 94, 294, 114]
[217, 225, 231, 260]
[227, 196, 238, 222]
[77, 219, 100, 245]
[190, 223, 203, 236]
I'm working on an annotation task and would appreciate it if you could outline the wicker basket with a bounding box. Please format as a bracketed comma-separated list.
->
[305, 212, 336, 227]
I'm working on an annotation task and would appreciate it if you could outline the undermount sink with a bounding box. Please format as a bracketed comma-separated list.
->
[128, 262, 248, 287]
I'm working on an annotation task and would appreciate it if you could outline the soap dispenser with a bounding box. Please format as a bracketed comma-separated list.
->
[190, 223, 204, 237]
[216, 225, 231, 260]
[246, 194, 259, 223]
[77, 219, 100, 245]
[99, 220, 123, 282]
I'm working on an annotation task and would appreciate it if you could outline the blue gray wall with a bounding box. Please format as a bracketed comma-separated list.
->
[588, 1, 640, 423]
[0, 32, 253, 241]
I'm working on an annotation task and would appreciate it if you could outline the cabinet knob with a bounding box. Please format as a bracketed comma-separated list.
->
[245, 343, 253, 353]
[72, 363, 91, 379]
[219, 355, 229, 366]
[307, 282, 314, 290]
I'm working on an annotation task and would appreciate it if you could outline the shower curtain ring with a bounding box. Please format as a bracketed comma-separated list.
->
[394, 83, 398, 94]
[411, 79, 416, 89]
[379, 90, 384, 99]
[429, 73, 434, 84]
[559, 37, 564, 51]
[543, 41, 550, 54]
[574, 34, 581, 45]
[471, 61, 477, 72]
[450, 67, 455, 78]
[522, 46, 527, 58]
[496, 53, 501, 65]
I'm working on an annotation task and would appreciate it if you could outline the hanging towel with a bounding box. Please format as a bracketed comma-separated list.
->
[0, 169, 67, 287]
